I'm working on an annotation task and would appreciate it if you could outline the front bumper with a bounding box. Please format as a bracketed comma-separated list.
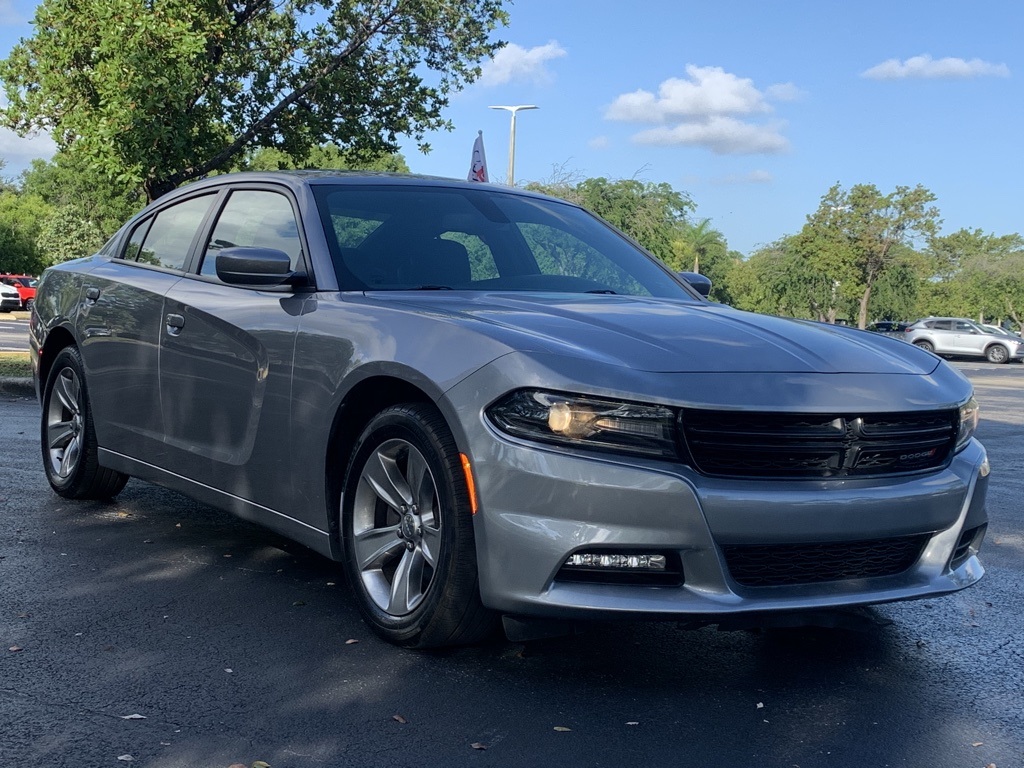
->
[470, 436, 987, 620]
[445, 359, 988, 622]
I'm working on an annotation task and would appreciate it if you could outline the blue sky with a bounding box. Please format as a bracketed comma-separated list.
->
[1, 0, 1021, 256]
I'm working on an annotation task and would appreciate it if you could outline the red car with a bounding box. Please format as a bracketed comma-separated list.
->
[0, 274, 38, 310]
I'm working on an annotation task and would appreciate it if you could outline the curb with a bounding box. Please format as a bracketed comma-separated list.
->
[0, 377, 35, 398]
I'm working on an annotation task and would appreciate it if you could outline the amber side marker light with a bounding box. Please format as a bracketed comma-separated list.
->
[459, 453, 479, 515]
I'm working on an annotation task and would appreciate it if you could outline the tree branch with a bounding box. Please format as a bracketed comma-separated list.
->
[164, 1, 404, 189]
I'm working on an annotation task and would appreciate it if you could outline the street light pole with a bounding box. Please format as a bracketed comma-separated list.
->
[488, 105, 538, 185]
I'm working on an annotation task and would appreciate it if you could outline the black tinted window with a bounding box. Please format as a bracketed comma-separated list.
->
[314, 185, 693, 299]
[200, 190, 303, 277]
[128, 195, 215, 269]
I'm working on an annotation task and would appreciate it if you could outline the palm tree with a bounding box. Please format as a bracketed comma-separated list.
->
[683, 218, 725, 273]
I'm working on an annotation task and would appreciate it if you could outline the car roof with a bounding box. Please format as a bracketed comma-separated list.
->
[169, 170, 563, 205]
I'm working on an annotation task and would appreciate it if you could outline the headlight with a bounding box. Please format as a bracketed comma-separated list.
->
[486, 390, 679, 459]
[955, 396, 979, 452]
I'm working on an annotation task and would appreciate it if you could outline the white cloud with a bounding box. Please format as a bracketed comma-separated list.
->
[478, 41, 567, 87]
[605, 66, 796, 156]
[765, 82, 803, 102]
[632, 117, 789, 155]
[0, 128, 57, 170]
[606, 66, 771, 123]
[862, 54, 1010, 80]
[588, 136, 610, 150]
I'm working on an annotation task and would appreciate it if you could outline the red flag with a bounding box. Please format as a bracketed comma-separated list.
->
[467, 131, 488, 183]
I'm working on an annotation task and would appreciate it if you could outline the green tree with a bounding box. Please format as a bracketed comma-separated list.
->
[1, 0, 506, 202]
[21, 150, 142, 237]
[0, 190, 51, 274]
[925, 229, 1024, 324]
[36, 206, 107, 265]
[678, 218, 725, 274]
[239, 144, 410, 173]
[527, 176, 694, 266]
[731, 235, 857, 323]
[803, 183, 941, 328]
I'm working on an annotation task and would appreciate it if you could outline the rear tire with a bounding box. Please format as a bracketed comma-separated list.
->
[340, 403, 495, 648]
[986, 344, 1009, 364]
[41, 347, 129, 500]
[913, 340, 934, 354]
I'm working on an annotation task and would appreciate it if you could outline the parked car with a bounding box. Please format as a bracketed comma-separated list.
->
[0, 280, 22, 312]
[904, 317, 1024, 364]
[31, 172, 989, 647]
[866, 320, 911, 337]
[0, 274, 38, 310]
[982, 324, 1020, 338]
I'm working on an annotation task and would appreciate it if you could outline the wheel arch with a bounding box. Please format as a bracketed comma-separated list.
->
[37, 325, 78, 397]
[984, 342, 1010, 362]
[324, 375, 439, 560]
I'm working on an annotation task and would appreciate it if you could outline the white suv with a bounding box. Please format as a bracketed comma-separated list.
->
[0, 281, 21, 312]
[904, 317, 1024, 364]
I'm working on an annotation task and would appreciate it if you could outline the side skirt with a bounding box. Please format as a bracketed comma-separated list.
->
[98, 448, 336, 560]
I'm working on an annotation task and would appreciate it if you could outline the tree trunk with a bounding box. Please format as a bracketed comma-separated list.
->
[857, 283, 872, 329]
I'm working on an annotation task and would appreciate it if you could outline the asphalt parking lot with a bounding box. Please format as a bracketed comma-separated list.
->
[1, 363, 1022, 768]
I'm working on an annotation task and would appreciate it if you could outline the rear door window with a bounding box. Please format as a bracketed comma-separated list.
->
[123, 194, 216, 270]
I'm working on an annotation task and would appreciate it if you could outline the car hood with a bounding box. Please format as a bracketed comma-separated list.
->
[381, 292, 940, 375]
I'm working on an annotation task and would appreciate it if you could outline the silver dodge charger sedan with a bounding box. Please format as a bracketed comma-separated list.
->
[31, 172, 989, 647]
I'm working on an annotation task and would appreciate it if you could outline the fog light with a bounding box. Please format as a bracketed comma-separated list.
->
[564, 553, 667, 571]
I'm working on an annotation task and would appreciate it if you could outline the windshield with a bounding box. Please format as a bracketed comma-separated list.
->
[314, 184, 698, 299]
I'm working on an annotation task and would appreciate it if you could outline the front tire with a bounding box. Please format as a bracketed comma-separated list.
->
[986, 344, 1009, 364]
[340, 404, 495, 648]
[41, 347, 129, 500]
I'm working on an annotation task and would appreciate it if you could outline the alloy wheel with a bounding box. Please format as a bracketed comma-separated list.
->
[351, 438, 441, 617]
[45, 366, 85, 479]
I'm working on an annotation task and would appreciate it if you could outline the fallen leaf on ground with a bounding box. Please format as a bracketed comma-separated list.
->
[116, 756, 133, 762]
[120, 714, 146, 720]
[345, 639, 359, 645]
[292, 601, 306, 606]
[972, 742, 983, 747]
[8, 646, 23, 652]
[392, 714, 407, 724]
[228, 764, 246, 768]
[470, 742, 488, 750]
[626, 721, 639, 726]
[252, 762, 272, 768]
[756, 702, 764, 709]
[554, 726, 571, 732]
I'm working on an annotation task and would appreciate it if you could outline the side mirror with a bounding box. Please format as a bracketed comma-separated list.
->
[678, 271, 712, 298]
[216, 247, 304, 287]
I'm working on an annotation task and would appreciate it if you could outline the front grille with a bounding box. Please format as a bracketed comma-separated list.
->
[722, 535, 929, 587]
[680, 409, 958, 479]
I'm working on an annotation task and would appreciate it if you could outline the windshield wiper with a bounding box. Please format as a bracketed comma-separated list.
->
[410, 285, 453, 290]
[585, 289, 618, 294]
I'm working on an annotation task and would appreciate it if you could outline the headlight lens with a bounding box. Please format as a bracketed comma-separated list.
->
[486, 390, 679, 459]
[955, 396, 979, 452]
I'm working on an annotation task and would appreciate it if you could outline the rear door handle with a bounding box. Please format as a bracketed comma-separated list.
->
[165, 313, 185, 335]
